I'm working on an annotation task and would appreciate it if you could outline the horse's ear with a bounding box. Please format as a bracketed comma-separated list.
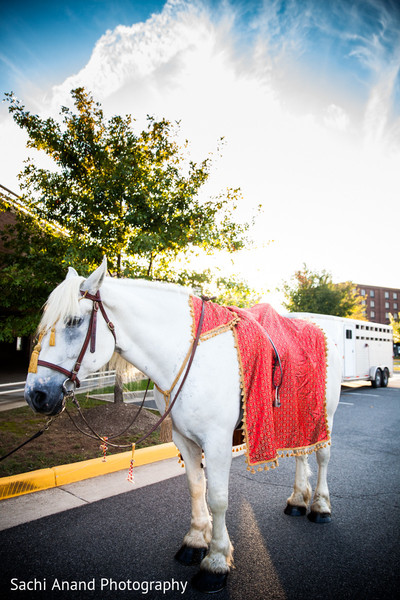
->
[66, 266, 79, 279]
[80, 257, 108, 294]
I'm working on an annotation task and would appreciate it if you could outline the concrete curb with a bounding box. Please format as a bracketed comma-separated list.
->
[0, 442, 179, 501]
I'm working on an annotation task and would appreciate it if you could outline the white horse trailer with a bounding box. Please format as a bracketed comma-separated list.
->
[287, 312, 393, 387]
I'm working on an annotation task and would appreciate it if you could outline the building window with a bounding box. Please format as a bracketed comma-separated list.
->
[362, 299, 366, 306]
[385, 312, 390, 319]
[370, 290, 375, 297]
[361, 289, 366, 296]
[370, 300, 375, 307]
[370, 311, 375, 318]
[394, 313, 398, 319]
[385, 291, 389, 299]
[346, 329, 352, 339]
[385, 302, 390, 309]
[394, 293, 398, 300]
[394, 303, 398, 309]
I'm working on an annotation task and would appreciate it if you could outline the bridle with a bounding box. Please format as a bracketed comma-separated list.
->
[37, 290, 116, 390]
[37, 289, 206, 437]
[3, 290, 206, 461]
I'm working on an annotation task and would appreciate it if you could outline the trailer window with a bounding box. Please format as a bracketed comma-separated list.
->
[346, 329, 353, 339]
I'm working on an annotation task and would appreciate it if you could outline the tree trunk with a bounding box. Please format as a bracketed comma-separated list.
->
[114, 371, 124, 404]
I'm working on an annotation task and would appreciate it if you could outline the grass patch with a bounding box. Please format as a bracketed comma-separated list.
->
[0, 391, 163, 478]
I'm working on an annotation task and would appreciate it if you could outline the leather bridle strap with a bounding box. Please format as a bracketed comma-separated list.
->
[68, 298, 206, 450]
[37, 290, 116, 388]
[128, 298, 206, 447]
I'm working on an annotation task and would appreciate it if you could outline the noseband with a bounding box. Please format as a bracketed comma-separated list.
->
[37, 290, 116, 388]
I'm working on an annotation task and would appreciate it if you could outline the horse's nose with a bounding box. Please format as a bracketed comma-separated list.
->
[25, 380, 64, 416]
[30, 389, 51, 413]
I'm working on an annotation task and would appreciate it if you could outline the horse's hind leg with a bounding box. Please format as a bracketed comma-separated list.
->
[173, 432, 212, 566]
[308, 444, 332, 523]
[285, 454, 312, 517]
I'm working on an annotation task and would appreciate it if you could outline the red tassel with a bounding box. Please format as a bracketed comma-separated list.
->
[100, 436, 108, 462]
[127, 444, 136, 483]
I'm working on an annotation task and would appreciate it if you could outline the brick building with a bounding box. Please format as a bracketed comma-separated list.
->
[355, 284, 400, 324]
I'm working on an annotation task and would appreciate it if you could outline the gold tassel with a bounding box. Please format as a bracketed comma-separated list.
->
[28, 332, 45, 374]
[160, 396, 173, 443]
[49, 326, 56, 346]
[160, 414, 173, 442]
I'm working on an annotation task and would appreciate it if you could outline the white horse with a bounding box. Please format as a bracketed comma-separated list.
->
[25, 258, 342, 593]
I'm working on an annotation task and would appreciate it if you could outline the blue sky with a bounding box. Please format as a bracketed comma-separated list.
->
[0, 1, 163, 91]
[1, 0, 399, 299]
[2, 1, 399, 105]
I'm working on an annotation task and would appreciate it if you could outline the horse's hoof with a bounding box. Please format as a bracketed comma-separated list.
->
[191, 570, 228, 594]
[175, 544, 208, 566]
[307, 511, 332, 524]
[284, 504, 307, 517]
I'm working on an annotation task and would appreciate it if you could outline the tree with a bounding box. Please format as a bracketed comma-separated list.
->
[282, 264, 365, 318]
[206, 275, 261, 308]
[5, 88, 252, 280]
[0, 192, 82, 343]
[389, 314, 400, 344]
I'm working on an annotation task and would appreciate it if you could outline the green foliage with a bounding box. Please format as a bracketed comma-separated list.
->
[207, 276, 261, 308]
[1, 88, 259, 340]
[282, 264, 365, 319]
[0, 195, 91, 342]
[5, 88, 251, 278]
[389, 314, 400, 343]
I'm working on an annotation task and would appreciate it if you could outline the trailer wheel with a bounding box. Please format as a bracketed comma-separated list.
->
[381, 368, 389, 388]
[371, 368, 382, 388]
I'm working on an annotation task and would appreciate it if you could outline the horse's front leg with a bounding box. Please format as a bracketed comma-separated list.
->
[192, 435, 233, 593]
[173, 431, 212, 565]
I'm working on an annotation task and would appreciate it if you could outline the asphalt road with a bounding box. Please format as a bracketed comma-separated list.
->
[1, 384, 399, 600]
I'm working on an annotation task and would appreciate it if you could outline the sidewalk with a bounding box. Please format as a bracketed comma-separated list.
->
[0, 455, 186, 532]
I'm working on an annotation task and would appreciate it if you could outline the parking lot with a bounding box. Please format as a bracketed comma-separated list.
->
[0, 380, 399, 599]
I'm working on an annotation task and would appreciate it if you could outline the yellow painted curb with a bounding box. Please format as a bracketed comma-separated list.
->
[0, 468, 55, 500]
[53, 443, 179, 486]
[0, 442, 179, 501]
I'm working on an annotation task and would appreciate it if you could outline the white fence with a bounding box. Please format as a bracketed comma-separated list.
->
[0, 369, 147, 396]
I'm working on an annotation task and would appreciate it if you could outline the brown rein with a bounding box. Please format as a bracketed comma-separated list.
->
[67, 297, 205, 449]
[37, 290, 116, 388]
[42, 291, 205, 449]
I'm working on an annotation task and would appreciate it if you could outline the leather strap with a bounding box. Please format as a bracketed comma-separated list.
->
[36, 360, 81, 387]
[37, 290, 116, 388]
[131, 298, 206, 446]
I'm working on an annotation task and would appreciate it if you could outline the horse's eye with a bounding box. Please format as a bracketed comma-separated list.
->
[65, 317, 83, 328]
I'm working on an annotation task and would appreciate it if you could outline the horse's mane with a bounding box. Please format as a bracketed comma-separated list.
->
[38, 276, 85, 334]
[38, 275, 193, 334]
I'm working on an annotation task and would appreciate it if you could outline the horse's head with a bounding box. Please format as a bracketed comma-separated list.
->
[25, 258, 117, 415]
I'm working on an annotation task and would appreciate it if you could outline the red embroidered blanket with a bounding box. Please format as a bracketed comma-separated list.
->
[190, 297, 329, 470]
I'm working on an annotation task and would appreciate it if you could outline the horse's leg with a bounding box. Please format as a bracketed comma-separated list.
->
[307, 336, 341, 524]
[308, 444, 332, 523]
[284, 454, 312, 517]
[173, 431, 212, 565]
[192, 436, 233, 593]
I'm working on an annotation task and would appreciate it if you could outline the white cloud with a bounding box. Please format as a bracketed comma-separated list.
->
[324, 104, 349, 132]
[363, 64, 400, 146]
[1, 0, 399, 298]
